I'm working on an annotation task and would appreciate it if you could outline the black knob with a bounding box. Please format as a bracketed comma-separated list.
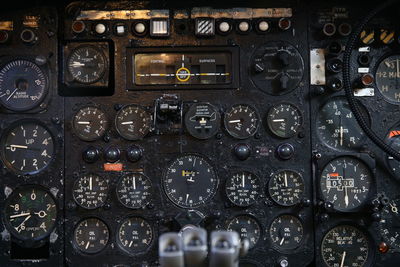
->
[20, 29, 37, 44]
[326, 58, 343, 73]
[105, 146, 120, 163]
[254, 62, 265, 73]
[279, 74, 289, 90]
[82, 146, 100, 163]
[277, 51, 290, 66]
[126, 145, 143, 162]
[234, 143, 251, 161]
[326, 77, 343, 91]
[276, 143, 294, 160]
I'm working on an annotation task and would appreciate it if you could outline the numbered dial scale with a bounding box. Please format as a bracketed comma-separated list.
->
[0, 59, 47, 111]
[72, 174, 109, 209]
[73, 218, 109, 254]
[184, 102, 221, 140]
[225, 171, 261, 207]
[73, 107, 108, 141]
[67, 45, 107, 84]
[163, 154, 218, 208]
[267, 103, 302, 138]
[224, 104, 260, 139]
[320, 157, 372, 212]
[115, 104, 152, 140]
[268, 170, 304, 206]
[117, 217, 153, 254]
[116, 173, 152, 209]
[0, 121, 54, 175]
[321, 225, 370, 267]
[227, 215, 261, 249]
[4, 185, 57, 241]
[375, 54, 400, 102]
[269, 215, 303, 251]
[379, 198, 400, 250]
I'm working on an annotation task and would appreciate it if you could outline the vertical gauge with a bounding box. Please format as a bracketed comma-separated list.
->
[73, 106, 108, 141]
[73, 218, 109, 254]
[0, 121, 55, 175]
[117, 217, 153, 254]
[4, 185, 57, 241]
[116, 173, 153, 209]
[316, 98, 367, 150]
[224, 104, 260, 139]
[267, 103, 302, 138]
[184, 102, 221, 140]
[72, 174, 108, 209]
[375, 55, 400, 102]
[268, 170, 304, 206]
[227, 215, 261, 249]
[269, 215, 303, 251]
[115, 104, 152, 140]
[67, 45, 107, 84]
[321, 225, 371, 267]
[379, 198, 400, 249]
[0, 60, 48, 111]
[225, 171, 261, 207]
[320, 157, 372, 212]
[163, 154, 218, 208]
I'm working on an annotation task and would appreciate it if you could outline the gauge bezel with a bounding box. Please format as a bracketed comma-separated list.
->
[268, 214, 304, 253]
[225, 214, 262, 250]
[223, 104, 260, 139]
[72, 173, 109, 210]
[268, 169, 305, 207]
[114, 104, 152, 141]
[266, 102, 303, 139]
[225, 170, 261, 207]
[72, 106, 109, 142]
[115, 172, 153, 209]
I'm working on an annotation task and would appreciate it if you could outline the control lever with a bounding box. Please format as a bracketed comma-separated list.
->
[159, 233, 184, 267]
[209, 231, 248, 267]
[182, 227, 208, 267]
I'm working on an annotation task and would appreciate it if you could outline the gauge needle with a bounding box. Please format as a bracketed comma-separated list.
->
[6, 88, 18, 102]
[85, 241, 90, 249]
[9, 144, 28, 149]
[133, 176, 136, 190]
[280, 237, 285, 245]
[15, 215, 31, 232]
[242, 173, 245, 188]
[9, 212, 30, 219]
[340, 251, 346, 267]
[185, 194, 189, 203]
[397, 59, 400, 78]
[229, 120, 241, 124]
[121, 121, 134, 125]
[34, 210, 47, 218]
[340, 126, 344, 146]
[273, 119, 285, 122]
[71, 61, 85, 67]
[89, 177, 92, 191]
[77, 121, 90, 125]
[284, 172, 288, 187]
[390, 203, 398, 214]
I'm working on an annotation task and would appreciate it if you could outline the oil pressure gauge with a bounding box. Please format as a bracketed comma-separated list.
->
[73, 218, 109, 254]
[117, 217, 153, 254]
[227, 215, 261, 249]
[269, 215, 303, 251]
[224, 104, 260, 139]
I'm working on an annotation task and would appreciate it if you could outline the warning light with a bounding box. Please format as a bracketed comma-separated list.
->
[389, 130, 400, 138]
[379, 242, 389, 253]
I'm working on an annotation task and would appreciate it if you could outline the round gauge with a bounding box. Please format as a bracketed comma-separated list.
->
[117, 217, 153, 254]
[163, 154, 218, 208]
[4, 185, 57, 241]
[115, 104, 152, 141]
[321, 225, 370, 267]
[224, 104, 260, 139]
[267, 103, 302, 138]
[67, 45, 107, 84]
[1, 121, 54, 175]
[0, 60, 47, 111]
[320, 157, 372, 212]
[225, 171, 261, 207]
[269, 215, 303, 251]
[227, 215, 261, 249]
[73, 218, 109, 254]
[317, 98, 367, 150]
[386, 136, 400, 179]
[375, 55, 400, 102]
[379, 198, 400, 249]
[116, 173, 152, 209]
[72, 174, 108, 209]
[250, 41, 304, 95]
[184, 102, 221, 140]
[73, 106, 108, 141]
[268, 170, 304, 206]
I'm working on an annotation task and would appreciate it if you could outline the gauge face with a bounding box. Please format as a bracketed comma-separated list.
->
[163, 154, 218, 208]
[1, 121, 54, 175]
[184, 103, 221, 140]
[225, 171, 261, 207]
[74, 218, 109, 254]
[376, 55, 400, 102]
[224, 104, 260, 139]
[117, 217, 153, 254]
[268, 170, 304, 206]
[321, 225, 370, 267]
[72, 174, 108, 209]
[227, 215, 261, 249]
[250, 41, 304, 95]
[316, 98, 366, 150]
[4, 186, 57, 241]
[269, 215, 303, 251]
[267, 103, 302, 138]
[320, 157, 372, 212]
[0, 60, 47, 111]
[115, 104, 152, 140]
[116, 173, 152, 209]
[73, 107, 108, 141]
[67, 46, 107, 84]
[379, 198, 400, 249]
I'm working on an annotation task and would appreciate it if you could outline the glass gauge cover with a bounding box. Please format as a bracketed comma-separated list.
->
[115, 104, 152, 140]
[72, 174, 108, 209]
[116, 173, 152, 209]
[227, 215, 261, 249]
[224, 104, 260, 139]
[73, 106, 108, 141]
[73, 218, 109, 254]
[225, 171, 261, 207]
[268, 170, 304, 206]
[1, 121, 54, 175]
[267, 103, 302, 138]
[184, 102, 221, 140]
[0, 60, 47, 111]
[379, 198, 400, 249]
[269, 215, 303, 251]
[375, 55, 400, 102]
[4, 185, 57, 241]
[163, 154, 218, 208]
[117, 217, 153, 254]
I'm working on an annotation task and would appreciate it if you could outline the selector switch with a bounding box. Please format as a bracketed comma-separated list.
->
[83, 146, 100, 163]
[126, 145, 143, 162]
[104, 146, 121, 162]
[195, 18, 215, 37]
